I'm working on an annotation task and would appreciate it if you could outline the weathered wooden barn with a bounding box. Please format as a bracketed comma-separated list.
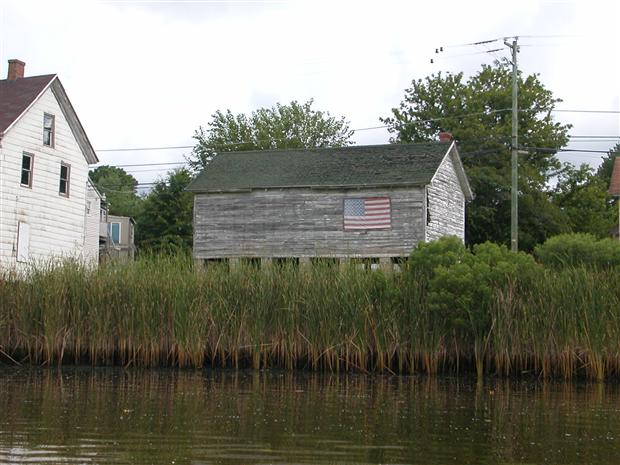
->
[188, 141, 473, 267]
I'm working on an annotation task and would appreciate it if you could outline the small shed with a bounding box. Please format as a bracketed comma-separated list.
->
[187, 141, 473, 265]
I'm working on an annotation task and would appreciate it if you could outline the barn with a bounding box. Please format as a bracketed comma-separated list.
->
[187, 140, 473, 268]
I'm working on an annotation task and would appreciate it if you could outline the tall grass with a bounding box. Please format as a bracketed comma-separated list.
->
[1, 256, 620, 379]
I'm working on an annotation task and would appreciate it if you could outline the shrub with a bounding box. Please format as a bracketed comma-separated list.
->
[407, 236, 469, 278]
[534, 233, 620, 269]
[427, 242, 541, 378]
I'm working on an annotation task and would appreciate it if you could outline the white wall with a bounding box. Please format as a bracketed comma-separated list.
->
[425, 150, 466, 242]
[83, 183, 101, 266]
[0, 84, 91, 270]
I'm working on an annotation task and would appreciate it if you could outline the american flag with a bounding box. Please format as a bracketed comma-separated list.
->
[343, 197, 391, 230]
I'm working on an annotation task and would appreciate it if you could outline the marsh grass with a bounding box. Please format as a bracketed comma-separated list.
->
[1, 256, 619, 379]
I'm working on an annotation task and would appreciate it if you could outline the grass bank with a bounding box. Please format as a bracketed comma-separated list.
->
[1, 249, 619, 380]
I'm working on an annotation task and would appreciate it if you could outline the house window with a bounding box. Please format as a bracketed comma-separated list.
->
[109, 222, 121, 244]
[59, 163, 70, 196]
[21, 153, 34, 187]
[43, 113, 55, 147]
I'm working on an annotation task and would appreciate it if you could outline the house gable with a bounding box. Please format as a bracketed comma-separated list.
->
[0, 83, 94, 267]
[0, 75, 98, 165]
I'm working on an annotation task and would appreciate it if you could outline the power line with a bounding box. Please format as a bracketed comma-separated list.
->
[98, 145, 194, 153]
[94, 109, 619, 154]
[98, 134, 618, 169]
[94, 110, 511, 153]
[521, 147, 611, 154]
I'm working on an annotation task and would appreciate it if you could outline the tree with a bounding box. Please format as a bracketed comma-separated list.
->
[552, 163, 616, 238]
[381, 61, 572, 250]
[135, 169, 194, 253]
[596, 142, 620, 183]
[187, 99, 353, 173]
[90, 165, 142, 218]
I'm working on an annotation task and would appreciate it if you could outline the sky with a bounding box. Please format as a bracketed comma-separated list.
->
[1, 0, 619, 188]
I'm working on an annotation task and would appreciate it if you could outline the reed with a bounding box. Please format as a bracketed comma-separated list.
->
[1, 256, 619, 379]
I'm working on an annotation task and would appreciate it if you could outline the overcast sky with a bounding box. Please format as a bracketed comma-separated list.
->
[1, 0, 618, 186]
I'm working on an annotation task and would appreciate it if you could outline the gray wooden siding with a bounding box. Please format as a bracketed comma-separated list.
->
[425, 149, 465, 242]
[193, 187, 425, 259]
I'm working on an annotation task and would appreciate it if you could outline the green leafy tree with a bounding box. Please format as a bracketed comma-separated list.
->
[135, 169, 194, 253]
[187, 99, 353, 173]
[552, 163, 616, 238]
[596, 142, 620, 182]
[90, 165, 142, 218]
[381, 61, 572, 250]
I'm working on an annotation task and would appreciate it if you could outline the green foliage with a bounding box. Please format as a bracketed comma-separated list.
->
[595, 142, 620, 182]
[381, 62, 572, 250]
[135, 169, 194, 253]
[89, 165, 142, 217]
[407, 236, 469, 278]
[187, 99, 353, 173]
[534, 233, 620, 269]
[3, 251, 619, 380]
[424, 241, 539, 377]
[552, 163, 616, 238]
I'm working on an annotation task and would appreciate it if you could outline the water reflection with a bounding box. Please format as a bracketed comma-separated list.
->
[0, 368, 619, 464]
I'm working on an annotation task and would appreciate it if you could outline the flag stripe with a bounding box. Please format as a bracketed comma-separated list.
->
[344, 197, 391, 230]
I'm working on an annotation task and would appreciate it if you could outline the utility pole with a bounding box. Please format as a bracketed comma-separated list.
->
[504, 37, 519, 252]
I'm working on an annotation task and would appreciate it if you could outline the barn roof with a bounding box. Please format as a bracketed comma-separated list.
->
[188, 142, 469, 195]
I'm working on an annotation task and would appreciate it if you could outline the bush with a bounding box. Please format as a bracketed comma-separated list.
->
[534, 233, 620, 269]
[425, 241, 541, 378]
[407, 236, 469, 278]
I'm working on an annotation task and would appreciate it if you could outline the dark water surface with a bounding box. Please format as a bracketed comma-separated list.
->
[1, 368, 619, 464]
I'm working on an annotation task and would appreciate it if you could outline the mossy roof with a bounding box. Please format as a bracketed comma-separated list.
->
[187, 142, 454, 193]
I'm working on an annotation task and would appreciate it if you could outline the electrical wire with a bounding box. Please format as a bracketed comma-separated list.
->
[94, 109, 619, 154]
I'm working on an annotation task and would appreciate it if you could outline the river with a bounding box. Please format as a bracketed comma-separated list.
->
[1, 368, 619, 464]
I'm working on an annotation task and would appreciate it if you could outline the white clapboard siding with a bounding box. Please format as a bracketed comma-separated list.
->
[0, 85, 90, 269]
[83, 183, 101, 266]
[425, 148, 466, 242]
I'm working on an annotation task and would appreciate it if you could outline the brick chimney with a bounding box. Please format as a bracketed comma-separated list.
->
[7, 59, 25, 80]
[438, 131, 452, 142]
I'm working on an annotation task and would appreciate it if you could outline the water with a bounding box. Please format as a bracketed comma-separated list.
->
[1, 368, 619, 464]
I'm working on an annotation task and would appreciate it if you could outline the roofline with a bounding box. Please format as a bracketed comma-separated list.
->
[0, 74, 99, 164]
[107, 214, 136, 224]
[87, 177, 104, 199]
[199, 141, 451, 157]
[50, 78, 99, 164]
[428, 141, 474, 201]
[0, 74, 57, 137]
[188, 181, 430, 194]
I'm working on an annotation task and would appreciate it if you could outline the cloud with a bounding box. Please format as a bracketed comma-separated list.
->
[1, 0, 618, 184]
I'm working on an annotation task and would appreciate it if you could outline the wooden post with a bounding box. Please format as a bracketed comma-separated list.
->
[379, 257, 392, 273]
[193, 258, 205, 273]
[339, 257, 348, 272]
[299, 257, 311, 269]
[261, 257, 272, 270]
[229, 258, 240, 269]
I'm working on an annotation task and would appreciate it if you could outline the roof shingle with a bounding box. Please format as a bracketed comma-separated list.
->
[187, 142, 453, 193]
[0, 74, 56, 135]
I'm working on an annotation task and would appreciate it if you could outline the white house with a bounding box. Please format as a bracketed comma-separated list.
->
[0, 59, 100, 270]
